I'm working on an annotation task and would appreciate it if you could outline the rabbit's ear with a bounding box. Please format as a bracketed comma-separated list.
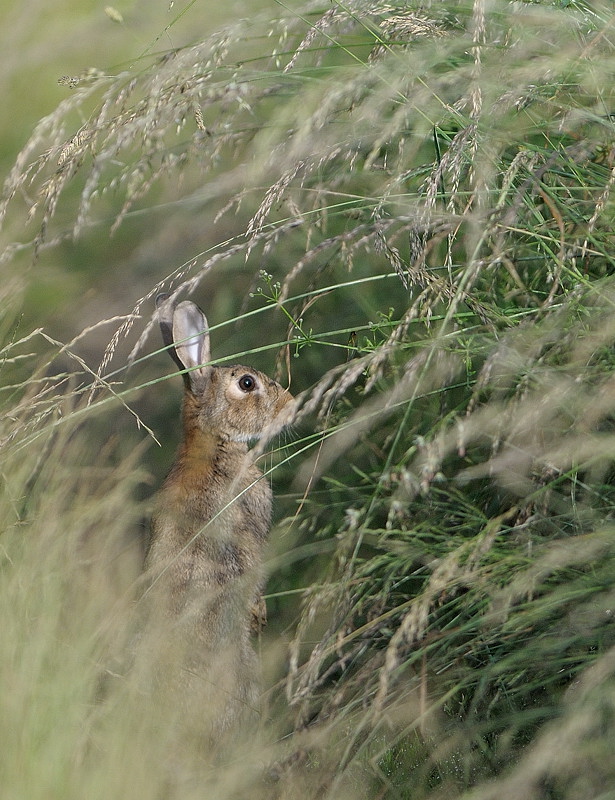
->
[171, 301, 212, 386]
[156, 293, 187, 376]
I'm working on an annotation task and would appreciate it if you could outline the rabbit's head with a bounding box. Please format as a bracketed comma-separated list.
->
[157, 295, 293, 442]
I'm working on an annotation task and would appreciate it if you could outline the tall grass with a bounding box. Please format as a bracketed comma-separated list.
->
[2, 0, 615, 797]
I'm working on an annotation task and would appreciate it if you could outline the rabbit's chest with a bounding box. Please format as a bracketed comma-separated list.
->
[149, 453, 273, 580]
[148, 504, 262, 591]
[190, 466, 271, 524]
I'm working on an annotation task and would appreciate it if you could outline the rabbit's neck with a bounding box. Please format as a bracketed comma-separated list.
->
[176, 425, 253, 483]
[183, 425, 246, 461]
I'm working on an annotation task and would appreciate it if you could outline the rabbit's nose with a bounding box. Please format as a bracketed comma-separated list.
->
[275, 393, 295, 423]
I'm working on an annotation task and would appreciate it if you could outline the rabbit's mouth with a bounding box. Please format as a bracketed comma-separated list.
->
[225, 393, 295, 444]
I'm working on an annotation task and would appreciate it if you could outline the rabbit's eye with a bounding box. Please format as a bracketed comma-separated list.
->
[238, 374, 257, 392]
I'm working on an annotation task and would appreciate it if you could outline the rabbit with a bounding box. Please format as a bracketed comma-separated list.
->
[142, 294, 293, 745]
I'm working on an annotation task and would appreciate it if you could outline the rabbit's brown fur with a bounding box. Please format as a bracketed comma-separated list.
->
[143, 296, 293, 741]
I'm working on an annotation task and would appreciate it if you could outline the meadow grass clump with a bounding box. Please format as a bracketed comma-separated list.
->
[0, 337, 145, 797]
[2, 0, 615, 797]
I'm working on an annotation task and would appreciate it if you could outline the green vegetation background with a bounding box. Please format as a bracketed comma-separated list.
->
[2, 1, 615, 798]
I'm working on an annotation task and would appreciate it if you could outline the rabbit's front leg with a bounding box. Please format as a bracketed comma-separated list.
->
[250, 593, 267, 633]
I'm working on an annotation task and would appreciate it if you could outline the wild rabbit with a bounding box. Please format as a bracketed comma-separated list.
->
[142, 294, 293, 742]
